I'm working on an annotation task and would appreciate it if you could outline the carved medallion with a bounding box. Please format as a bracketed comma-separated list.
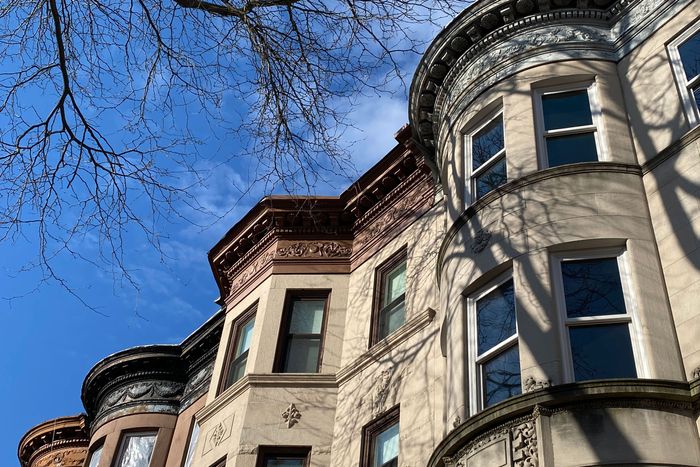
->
[282, 403, 302, 428]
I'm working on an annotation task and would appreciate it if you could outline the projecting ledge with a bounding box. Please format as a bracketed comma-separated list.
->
[429, 379, 700, 467]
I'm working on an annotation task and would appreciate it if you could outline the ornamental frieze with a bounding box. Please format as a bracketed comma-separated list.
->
[276, 241, 352, 258]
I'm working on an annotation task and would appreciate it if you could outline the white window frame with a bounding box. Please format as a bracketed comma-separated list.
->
[668, 20, 700, 128]
[464, 108, 507, 205]
[534, 81, 607, 169]
[466, 271, 520, 413]
[551, 248, 646, 383]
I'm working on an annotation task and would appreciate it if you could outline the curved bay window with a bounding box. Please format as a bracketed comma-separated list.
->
[220, 302, 257, 393]
[114, 431, 158, 467]
[467, 274, 521, 411]
[466, 111, 507, 202]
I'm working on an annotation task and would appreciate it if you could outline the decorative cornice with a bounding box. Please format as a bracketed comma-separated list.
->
[436, 162, 643, 285]
[81, 311, 224, 431]
[428, 379, 697, 467]
[18, 415, 89, 467]
[408, 0, 689, 154]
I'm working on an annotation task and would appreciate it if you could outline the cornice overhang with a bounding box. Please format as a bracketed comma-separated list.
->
[408, 0, 686, 157]
[18, 415, 89, 467]
[81, 310, 224, 431]
[208, 125, 437, 303]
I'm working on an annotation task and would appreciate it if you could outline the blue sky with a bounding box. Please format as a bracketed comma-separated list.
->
[0, 88, 409, 465]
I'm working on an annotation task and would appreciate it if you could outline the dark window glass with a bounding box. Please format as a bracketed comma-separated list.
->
[546, 132, 598, 167]
[472, 115, 504, 169]
[476, 279, 516, 355]
[693, 85, 700, 109]
[258, 448, 309, 467]
[475, 157, 507, 199]
[373, 252, 407, 344]
[278, 295, 326, 373]
[569, 324, 637, 381]
[264, 458, 305, 467]
[482, 344, 522, 407]
[679, 30, 700, 81]
[542, 90, 593, 130]
[562, 258, 626, 318]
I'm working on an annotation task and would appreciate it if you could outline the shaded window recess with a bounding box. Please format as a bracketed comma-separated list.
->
[274, 291, 329, 373]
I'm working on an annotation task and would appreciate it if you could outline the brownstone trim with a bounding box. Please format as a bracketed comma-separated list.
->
[256, 446, 311, 467]
[274, 290, 331, 373]
[218, 302, 258, 395]
[85, 437, 105, 467]
[360, 405, 400, 467]
[370, 246, 408, 347]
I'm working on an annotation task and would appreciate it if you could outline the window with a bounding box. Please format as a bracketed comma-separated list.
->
[275, 291, 328, 373]
[669, 21, 700, 127]
[535, 83, 604, 168]
[182, 420, 200, 467]
[361, 406, 400, 467]
[554, 252, 640, 382]
[256, 447, 310, 467]
[220, 303, 257, 392]
[467, 112, 507, 201]
[115, 432, 158, 467]
[467, 274, 521, 411]
[87, 441, 104, 467]
[371, 248, 407, 345]
[211, 457, 226, 467]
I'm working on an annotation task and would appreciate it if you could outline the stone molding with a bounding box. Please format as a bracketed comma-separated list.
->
[428, 379, 698, 467]
[408, 0, 689, 152]
[436, 162, 643, 284]
[18, 415, 89, 467]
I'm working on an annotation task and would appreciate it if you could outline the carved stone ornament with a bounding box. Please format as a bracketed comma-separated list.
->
[100, 380, 184, 414]
[276, 241, 352, 258]
[443, 415, 538, 467]
[452, 415, 462, 428]
[470, 229, 491, 254]
[203, 415, 234, 454]
[282, 403, 302, 428]
[692, 366, 700, 380]
[35, 449, 88, 467]
[228, 250, 275, 291]
[524, 376, 551, 393]
[373, 370, 392, 415]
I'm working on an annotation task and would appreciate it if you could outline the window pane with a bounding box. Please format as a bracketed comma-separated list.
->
[546, 132, 598, 167]
[284, 337, 320, 372]
[379, 300, 405, 339]
[475, 156, 507, 199]
[117, 434, 157, 467]
[482, 345, 521, 407]
[235, 318, 255, 357]
[374, 423, 399, 467]
[562, 257, 626, 318]
[476, 279, 516, 355]
[183, 423, 200, 467]
[569, 324, 637, 381]
[542, 90, 593, 130]
[472, 115, 504, 170]
[88, 445, 103, 467]
[227, 351, 248, 386]
[265, 458, 305, 467]
[383, 262, 406, 306]
[679, 31, 700, 81]
[693, 85, 700, 110]
[289, 300, 324, 334]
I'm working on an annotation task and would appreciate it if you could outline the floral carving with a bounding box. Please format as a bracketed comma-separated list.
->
[692, 366, 700, 380]
[102, 381, 183, 409]
[470, 229, 491, 254]
[276, 241, 351, 258]
[35, 449, 88, 467]
[524, 376, 551, 393]
[210, 422, 226, 446]
[373, 369, 392, 415]
[282, 403, 302, 428]
[203, 415, 234, 453]
[452, 415, 462, 428]
[511, 421, 538, 467]
[228, 251, 274, 291]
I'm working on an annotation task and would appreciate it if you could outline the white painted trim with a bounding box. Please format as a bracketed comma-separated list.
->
[667, 19, 700, 128]
[466, 271, 519, 414]
[551, 248, 646, 383]
[533, 81, 607, 169]
[464, 108, 507, 205]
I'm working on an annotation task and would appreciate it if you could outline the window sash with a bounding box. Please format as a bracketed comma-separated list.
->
[361, 406, 400, 467]
[220, 304, 257, 393]
[115, 432, 158, 467]
[466, 111, 506, 203]
[276, 293, 328, 373]
[372, 248, 408, 346]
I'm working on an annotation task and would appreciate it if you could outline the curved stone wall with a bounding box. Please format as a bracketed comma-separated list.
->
[18, 415, 89, 467]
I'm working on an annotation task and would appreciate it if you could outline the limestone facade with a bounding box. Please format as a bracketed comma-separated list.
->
[19, 1, 700, 466]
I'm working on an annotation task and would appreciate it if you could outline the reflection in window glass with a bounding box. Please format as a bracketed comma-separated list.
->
[679, 30, 700, 81]
[472, 115, 504, 169]
[477, 279, 516, 355]
[374, 422, 399, 467]
[378, 259, 407, 340]
[88, 445, 103, 467]
[542, 90, 593, 130]
[183, 422, 200, 467]
[225, 311, 256, 389]
[569, 324, 637, 381]
[116, 433, 157, 467]
[280, 296, 326, 373]
[482, 345, 521, 407]
[474, 278, 521, 408]
[545, 133, 598, 167]
[562, 258, 626, 318]
[475, 157, 507, 200]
